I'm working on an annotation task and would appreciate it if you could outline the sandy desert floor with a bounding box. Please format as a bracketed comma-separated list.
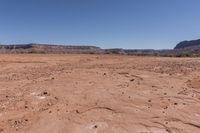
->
[0, 54, 200, 133]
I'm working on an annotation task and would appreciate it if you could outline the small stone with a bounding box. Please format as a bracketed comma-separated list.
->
[174, 102, 178, 105]
[54, 97, 58, 100]
[76, 110, 80, 113]
[0, 128, 4, 132]
[47, 102, 52, 106]
[43, 91, 48, 95]
[93, 125, 98, 129]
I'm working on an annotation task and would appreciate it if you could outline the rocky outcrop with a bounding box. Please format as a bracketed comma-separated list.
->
[174, 39, 200, 49]
[171, 39, 200, 56]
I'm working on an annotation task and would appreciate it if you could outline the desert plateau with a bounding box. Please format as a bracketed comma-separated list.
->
[0, 54, 200, 133]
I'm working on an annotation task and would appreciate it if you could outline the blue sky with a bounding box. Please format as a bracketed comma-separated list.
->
[0, 0, 200, 49]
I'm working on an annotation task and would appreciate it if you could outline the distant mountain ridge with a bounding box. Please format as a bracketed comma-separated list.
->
[0, 39, 200, 57]
[174, 39, 200, 49]
[0, 43, 103, 54]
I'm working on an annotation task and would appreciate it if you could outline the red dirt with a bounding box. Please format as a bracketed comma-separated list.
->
[0, 54, 200, 133]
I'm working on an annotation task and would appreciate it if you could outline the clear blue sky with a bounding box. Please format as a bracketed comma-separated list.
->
[0, 0, 200, 49]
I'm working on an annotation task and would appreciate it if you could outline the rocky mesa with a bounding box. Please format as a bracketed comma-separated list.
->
[1, 39, 200, 56]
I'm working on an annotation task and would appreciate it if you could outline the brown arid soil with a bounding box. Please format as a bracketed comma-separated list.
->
[0, 54, 200, 133]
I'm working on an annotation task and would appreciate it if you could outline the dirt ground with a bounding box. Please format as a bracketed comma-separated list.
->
[0, 54, 200, 133]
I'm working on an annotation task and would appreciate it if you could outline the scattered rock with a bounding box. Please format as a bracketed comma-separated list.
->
[54, 96, 58, 100]
[93, 125, 98, 129]
[0, 128, 4, 133]
[164, 106, 168, 109]
[76, 110, 80, 114]
[174, 102, 178, 105]
[43, 91, 48, 95]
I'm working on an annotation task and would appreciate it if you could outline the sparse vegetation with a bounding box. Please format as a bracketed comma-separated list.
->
[176, 52, 193, 57]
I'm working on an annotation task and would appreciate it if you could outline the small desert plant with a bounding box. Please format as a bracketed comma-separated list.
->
[176, 52, 193, 57]
[29, 49, 46, 54]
